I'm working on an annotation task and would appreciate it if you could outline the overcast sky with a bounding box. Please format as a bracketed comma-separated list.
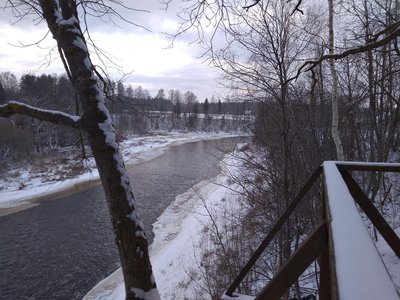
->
[0, 1, 223, 100]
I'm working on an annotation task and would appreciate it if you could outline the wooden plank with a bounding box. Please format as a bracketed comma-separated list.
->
[340, 170, 400, 258]
[336, 162, 400, 172]
[224, 166, 322, 296]
[319, 185, 332, 300]
[322, 176, 340, 300]
[255, 223, 328, 300]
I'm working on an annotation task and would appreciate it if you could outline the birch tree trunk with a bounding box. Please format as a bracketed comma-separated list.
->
[328, 0, 344, 161]
[21, 1, 158, 299]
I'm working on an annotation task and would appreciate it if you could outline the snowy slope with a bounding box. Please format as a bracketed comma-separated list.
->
[84, 157, 236, 299]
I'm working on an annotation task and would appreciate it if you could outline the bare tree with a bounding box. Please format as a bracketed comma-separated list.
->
[171, 0, 400, 297]
[328, 0, 344, 160]
[0, 1, 158, 299]
[173, 0, 325, 297]
[0, 81, 5, 104]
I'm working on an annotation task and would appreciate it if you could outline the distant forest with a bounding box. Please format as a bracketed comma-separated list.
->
[0, 72, 254, 167]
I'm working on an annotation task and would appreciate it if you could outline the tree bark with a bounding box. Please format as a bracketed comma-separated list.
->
[36, 1, 158, 299]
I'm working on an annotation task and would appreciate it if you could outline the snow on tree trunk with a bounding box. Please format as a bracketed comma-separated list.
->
[38, 1, 159, 299]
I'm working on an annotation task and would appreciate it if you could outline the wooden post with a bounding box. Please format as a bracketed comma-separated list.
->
[319, 181, 331, 300]
[255, 224, 328, 300]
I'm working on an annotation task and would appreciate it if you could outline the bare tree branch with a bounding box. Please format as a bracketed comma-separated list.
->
[0, 101, 81, 128]
[288, 21, 400, 83]
[290, 0, 303, 16]
[243, 0, 261, 10]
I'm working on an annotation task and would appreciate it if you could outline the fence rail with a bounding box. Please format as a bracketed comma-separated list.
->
[223, 161, 400, 300]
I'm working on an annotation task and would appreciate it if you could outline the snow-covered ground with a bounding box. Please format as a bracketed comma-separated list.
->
[0, 132, 239, 211]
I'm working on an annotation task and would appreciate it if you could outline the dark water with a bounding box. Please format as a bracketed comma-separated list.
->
[0, 137, 241, 300]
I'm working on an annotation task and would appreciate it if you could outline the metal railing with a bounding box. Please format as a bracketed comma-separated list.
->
[223, 161, 400, 300]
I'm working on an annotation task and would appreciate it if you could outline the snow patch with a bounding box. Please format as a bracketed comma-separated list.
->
[66, 28, 80, 34]
[84, 153, 237, 299]
[72, 37, 88, 51]
[98, 121, 118, 150]
[131, 288, 160, 300]
[5, 101, 81, 122]
[58, 16, 79, 26]
[222, 293, 255, 300]
[126, 210, 145, 232]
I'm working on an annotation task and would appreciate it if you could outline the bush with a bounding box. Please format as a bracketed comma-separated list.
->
[0, 120, 34, 163]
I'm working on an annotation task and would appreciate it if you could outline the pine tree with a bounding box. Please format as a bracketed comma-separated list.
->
[203, 98, 209, 115]
[217, 99, 222, 114]
[0, 81, 5, 104]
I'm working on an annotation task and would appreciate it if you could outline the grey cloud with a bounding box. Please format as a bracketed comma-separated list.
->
[0, 1, 224, 100]
[125, 63, 223, 100]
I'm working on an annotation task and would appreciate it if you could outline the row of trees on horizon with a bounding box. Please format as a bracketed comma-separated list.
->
[0, 71, 255, 116]
[0, 71, 255, 167]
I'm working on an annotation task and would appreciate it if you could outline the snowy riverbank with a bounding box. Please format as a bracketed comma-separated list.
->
[0, 132, 240, 213]
[84, 150, 243, 300]
[3, 132, 398, 299]
[0, 130, 246, 299]
[82, 146, 400, 300]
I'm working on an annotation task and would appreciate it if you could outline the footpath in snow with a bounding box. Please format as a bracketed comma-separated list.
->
[0, 132, 239, 214]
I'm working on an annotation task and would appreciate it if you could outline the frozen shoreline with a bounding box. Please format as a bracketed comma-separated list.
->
[0, 132, 240, 215]
[84, 151, 241, 300]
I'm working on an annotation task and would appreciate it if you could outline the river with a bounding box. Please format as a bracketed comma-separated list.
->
[0, 137, 241, 300]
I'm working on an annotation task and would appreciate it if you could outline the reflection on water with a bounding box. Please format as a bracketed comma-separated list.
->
[0, 137, 242, 299]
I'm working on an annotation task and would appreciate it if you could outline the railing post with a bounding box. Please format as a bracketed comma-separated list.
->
[254, 223, 328, 300]
[319, 181, 331, 300]
[223, 161, 400, 300]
